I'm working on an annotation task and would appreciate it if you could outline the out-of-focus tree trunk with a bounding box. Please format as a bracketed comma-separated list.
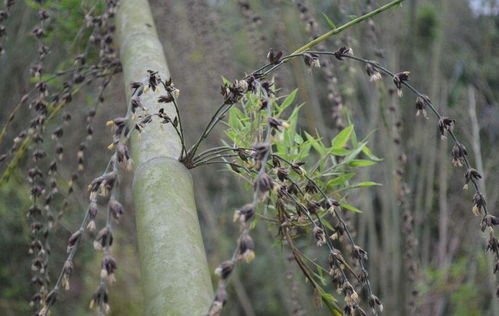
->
[116, 0, 213, 315]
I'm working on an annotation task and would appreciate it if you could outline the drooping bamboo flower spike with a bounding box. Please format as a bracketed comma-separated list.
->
[28, 1, 55, 308]
[324, 46, 499, 298]
[0, 0, 122, 185]
[38, 70, 171, 315]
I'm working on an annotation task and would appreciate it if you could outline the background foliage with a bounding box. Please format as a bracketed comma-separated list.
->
[0, 0, 498, 315]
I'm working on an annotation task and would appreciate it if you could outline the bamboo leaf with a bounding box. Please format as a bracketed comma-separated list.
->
[326, 173, 355, 187]
[340, 202, 363, 213]
[331, 125, 353, 149]
[321, 13, 337, 30]
[348, 159, 377, 167]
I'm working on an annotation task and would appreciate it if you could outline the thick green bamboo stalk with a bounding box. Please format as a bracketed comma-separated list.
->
[116, 0, 213, 315]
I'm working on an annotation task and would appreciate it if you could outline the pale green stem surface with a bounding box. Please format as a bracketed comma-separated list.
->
[116, 0, 213, 315]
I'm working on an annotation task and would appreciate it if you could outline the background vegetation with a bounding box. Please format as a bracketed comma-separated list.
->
[0, 0, 498, 315]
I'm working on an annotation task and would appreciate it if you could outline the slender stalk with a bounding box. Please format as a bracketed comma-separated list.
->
[291, 0, 405, 54]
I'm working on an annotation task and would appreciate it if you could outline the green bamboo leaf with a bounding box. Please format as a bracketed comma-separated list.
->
[305, 132, 327, 156]
[330, 147, 351, 156]
[331, 125, 353, 149]
[348, 159, 377, 167]
[362, 145, 382, 161]
[340, 202, 363, 213]
[349, 181, 382, 188]
[321, 13, 337, 30]
[221, 76, 231, 85]
[326, 173, 355, 187]
[342, 142, 367, 164]
[278, 89, 298, 115]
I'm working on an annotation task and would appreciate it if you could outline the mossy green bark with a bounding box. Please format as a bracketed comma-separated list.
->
[116, 0, 213, 315]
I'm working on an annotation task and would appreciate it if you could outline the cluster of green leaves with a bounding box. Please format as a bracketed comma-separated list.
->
[221, 87, 384, 313]
[225, 88, 382, 213]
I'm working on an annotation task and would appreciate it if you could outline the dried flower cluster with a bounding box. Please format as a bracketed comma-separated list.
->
[0, 1, 123, 315]
[27, 2, 53, 310]
[188, 50, 383, 315]
[38, 68, 181, 315]
[327, 46, 499, 298]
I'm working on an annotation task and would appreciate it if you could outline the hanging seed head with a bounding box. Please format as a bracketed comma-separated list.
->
[313, 226, 326, 246]
[233, 203, 255, 224]
[267, 48, 283, 65]
[333, 46, 353, 60]
[286, 182, 300, 195]
[51, 127, 63, 140]
[29, 240, 43, 255]
[268, 117, 289, 131]
[89, 286, 109, 313]
[238, 234, 255, 263]
[61, 260, 73, 290]
[307, 201, 321, 214]
[393, 71, 410, 96]
[94, 227, 113, 250]
[214, 260, 234, 280]
[353, 245, 368, 260]
[368, 294, 384, 312]
[365, 63, 382, 81]
[437, 117, 455, 140]
[27, 205, 42, 218]
[321, 197, 340, 212]
[208, 285, 228, 316]
[252, 143, 269, 162]
[109, 199, 124, 221]
[37, 290, 57, 316]
[487, 233, 499, 254]
[451, 143, 467, 167]
[254, 172, 273, 198]
[146, 70, 159, 91]
[464, 168, 481, 189]
[305, 180, 318, 194]
[158, 94, 174, 103]
[276, 167, 289, 181]
[303, 52, 320, 69]
[67, 230, 82, 253]
[89, 172, 117, 197]
[87, 202, 99, 231]
[415, 96, 429, 118]
[290, 162, 305, 175]
[100, 255, 117, 283]
[481, 215, 499, 232]
[472, 193, 486, 216]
